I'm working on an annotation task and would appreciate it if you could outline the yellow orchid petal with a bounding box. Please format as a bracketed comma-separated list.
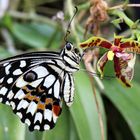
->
[107, 51, 114, 61]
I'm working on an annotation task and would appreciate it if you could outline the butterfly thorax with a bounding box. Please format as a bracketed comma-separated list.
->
[60, 42, 82, 73]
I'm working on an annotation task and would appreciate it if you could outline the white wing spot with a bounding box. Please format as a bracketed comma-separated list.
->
[14, 89, 25, 99]
[16, 112, 23, 119]
[0, 87, 8, 95]
[7, 90, 14, 99]
[32, 66, 49, 78]
[6, 101, 10, 105]
[16, 77, 28, 88]
[44, 124, 50, 130]
[20, 60, 26, 68]
[3, 62, 9, 66]
[44, 75, 56, 88]
[44, 109, 52, 122]
[13, 69, 23, 75]
[7, 78, 13, 84]
[0, 78, 4, 83]
[53, 114, 58, 123]
[25, 119, 31, 126]
[26, 101, 37, 115]
[66, 102, 73, 107]
[48, 89, 52, 94]
[0, 98, 2, 102]
[29, 78, 43, 88]
[49, 65, 62, 74]
[5, 64, 11, 75]
[34, 125, 40, 130]
[17, 100, 29, 110]
[54, 80, 60, 99]
[34, 112, 43, 123]
[10, 101, 16, 109]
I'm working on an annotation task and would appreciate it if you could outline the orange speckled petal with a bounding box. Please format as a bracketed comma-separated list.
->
[80, 36, 112, 49]
[120, 40, 140, 54]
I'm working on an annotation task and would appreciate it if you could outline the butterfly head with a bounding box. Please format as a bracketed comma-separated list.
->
[60, 42, 82, 71]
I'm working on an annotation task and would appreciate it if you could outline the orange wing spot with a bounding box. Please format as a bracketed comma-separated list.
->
[22, 86, 33, 92]
[38, 103, 45, 110]
[52, 105, 61, 116]
[25, 93, 40, 102]
[45, 98, 53, 105]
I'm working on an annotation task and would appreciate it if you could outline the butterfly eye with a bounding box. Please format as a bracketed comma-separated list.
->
[24, 71, 37, 82]
[66, 43, 72, 51]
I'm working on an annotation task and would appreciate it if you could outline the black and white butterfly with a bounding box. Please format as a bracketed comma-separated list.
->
[0, 42, 82, 131]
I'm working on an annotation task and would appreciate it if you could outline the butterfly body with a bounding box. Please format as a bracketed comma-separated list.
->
[0, 43, 82, 131]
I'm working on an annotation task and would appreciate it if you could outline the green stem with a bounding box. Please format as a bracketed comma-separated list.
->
[108, 9, 134, 28]
[77, 2, 90, 11]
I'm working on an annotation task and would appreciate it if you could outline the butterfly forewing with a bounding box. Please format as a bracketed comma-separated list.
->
[0, 52, 60, 104]
[0, 59, 31, 105]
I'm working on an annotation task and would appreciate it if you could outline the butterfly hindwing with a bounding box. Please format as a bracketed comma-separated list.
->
[9, 62, 64, 131]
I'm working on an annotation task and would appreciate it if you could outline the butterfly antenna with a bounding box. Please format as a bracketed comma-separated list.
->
[64, 6, 78, 43]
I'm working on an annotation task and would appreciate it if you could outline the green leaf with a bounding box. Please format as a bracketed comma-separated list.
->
[0, 104, 25, 140]
[25, 128, 43, 140]
[0, 47, 12, 59]
[12, 23, 51, 49]
[111, 18, 122, 29]
[70, 71, 107, 140]
[42, 105, 71, 140]
[104, 79, 140, 140]
[11, 23, 62, 49]
[31, 23, 62, 49]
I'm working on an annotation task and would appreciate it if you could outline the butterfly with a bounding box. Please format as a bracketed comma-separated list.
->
[0, 42, 82, 131]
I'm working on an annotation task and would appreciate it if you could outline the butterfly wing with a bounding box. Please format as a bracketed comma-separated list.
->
[0, 52, 60, 105]
[0, 52, 64, 131]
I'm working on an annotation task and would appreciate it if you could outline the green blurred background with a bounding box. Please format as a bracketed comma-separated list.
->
[0, 0, 140, 140]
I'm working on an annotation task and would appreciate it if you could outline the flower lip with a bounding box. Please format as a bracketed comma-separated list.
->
[115, 52, 133, 61]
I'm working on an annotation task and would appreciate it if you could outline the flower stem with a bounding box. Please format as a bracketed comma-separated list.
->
[108, 9, 134, 28]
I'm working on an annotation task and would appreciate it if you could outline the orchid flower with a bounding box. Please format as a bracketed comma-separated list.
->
[80, 35, 140, 87]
